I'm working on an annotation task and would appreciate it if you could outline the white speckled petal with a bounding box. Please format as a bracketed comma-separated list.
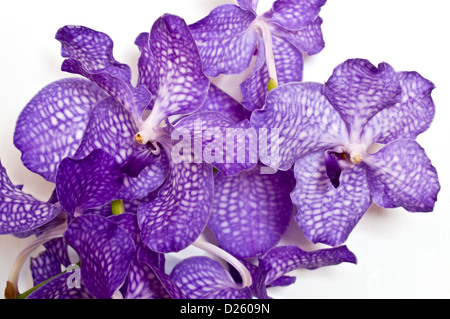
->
[266, 0, 326, 30]
[64, 214, 136, 299]
[146, 14, 210, 127]
[170, 256, 252, 299]
[291, 151, 372, 246]
[55, 149, 124, 215]
[73, 97, 139, 165]
[173, 111, 257, 176]
[189, 4, 257, 77]
[30, 250, 63, 286]
[362, 71, 436, 145]
[0, 161, 62, 235]
[250, 82, 348, 170]
[56, 25, 152, 119]
[137, 161, 214, 253]
[26, 272, 93, 299]
[261, 245, 357, 285]
[323, 59, 402, 136]
[237, 0, 259, 12]
[196, 84, 247, 123]
[365, 139, 440, 212]
[13, 78, 107, 182]
[209, 167, 295, 258]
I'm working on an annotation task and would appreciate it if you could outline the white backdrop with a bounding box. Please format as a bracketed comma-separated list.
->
[0, 0, 449, 299]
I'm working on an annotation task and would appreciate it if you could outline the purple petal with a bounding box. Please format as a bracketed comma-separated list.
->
[241, 34, 304, 112]
[197, 83, 247, 123]
[73, 97, 139, 164]
[291, 152, 372, 246]
[365, 139, 440, 212]
[324, 59, 402, 136]
[150, 265, 186, 299]
[64, 214, 136, 299]
[170, 256, 252, 299]
[266, 0, 326, 30]
[172, 111, 257, 176]
[261, 245, 357, 285]
[134, 32, 159, 98]
[56, 25, 131, 81]
[30, 250, 63, 286]
[209, 166, 295, 258]
[26, 272, 93, 299]
[250, 82, 348, 170]
[238, 0, 259, 12]
[43, 237, 72, 268]
[122, 257, 170, 299]
[56, 25, 151, 119]
[271, 16, 325, 55]
[137, 161, 214, 252]
[145, 14, 210, 127]
[56, 149, 124, 215]
[362, 71, 436, 145]
[13, 78, 107, 182]
[0, 161, 62, 235]
[118, 152, 169, 201]
[189, 4, 257, 77]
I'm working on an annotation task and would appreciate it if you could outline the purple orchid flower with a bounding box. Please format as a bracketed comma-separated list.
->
[169, 243, 356, 299]
[190, 0, 326, 111]
[251, 58, 440, 246]
[23, 213, 178, 299]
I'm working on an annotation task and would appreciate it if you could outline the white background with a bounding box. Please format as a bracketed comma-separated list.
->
[1, 0, 449, 299]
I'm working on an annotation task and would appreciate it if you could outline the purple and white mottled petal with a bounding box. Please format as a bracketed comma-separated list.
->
[238, 0, 259, 12]
[172, 112, 257, 176]
[137, 161, 214, 253]
[241, 34, 304, 111]
[118, 152, 169, 201]
[170, 256, 252, 299]
[270, 16, 325, 55]
[56, 149, 124, 215]
[261, 245, 357, 285]
[73, 97, 139, 165]
[209, 167, 295, 258]
[56, 26, 151, 119]
[43, 237, 72, 268]
[64, 214, 136, 299]
[13, 78, 107, 182]
[364, 139, 440, 212]
[189, 4, 257, 77]
[266, 0, 326, 30]
[324, 59, 402, 137]
[56, 25, 131, 82]
[291, 152, 372, 246]
[250, 82, 348, 170]
[196, 84, 247, 123]
[0, 161, 63, 235]
[144, 14, 210, 128]
[122, 257, 170, 299]
[26, 272, 93, 299]
[150, 265, 186, 299]
[30, 250, 63, 286]
[362, 71, 436, 145]
[135, 32, 159, 97]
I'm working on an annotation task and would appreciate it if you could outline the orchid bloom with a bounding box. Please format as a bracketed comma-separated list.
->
[190, 0, 326, 111]
[251, 58, 440, 246]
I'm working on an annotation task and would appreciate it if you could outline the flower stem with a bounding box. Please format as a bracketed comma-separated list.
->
[192, 239, 253, 288]
[253, 19, 278, 87]
[4, 222, 67, 299]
